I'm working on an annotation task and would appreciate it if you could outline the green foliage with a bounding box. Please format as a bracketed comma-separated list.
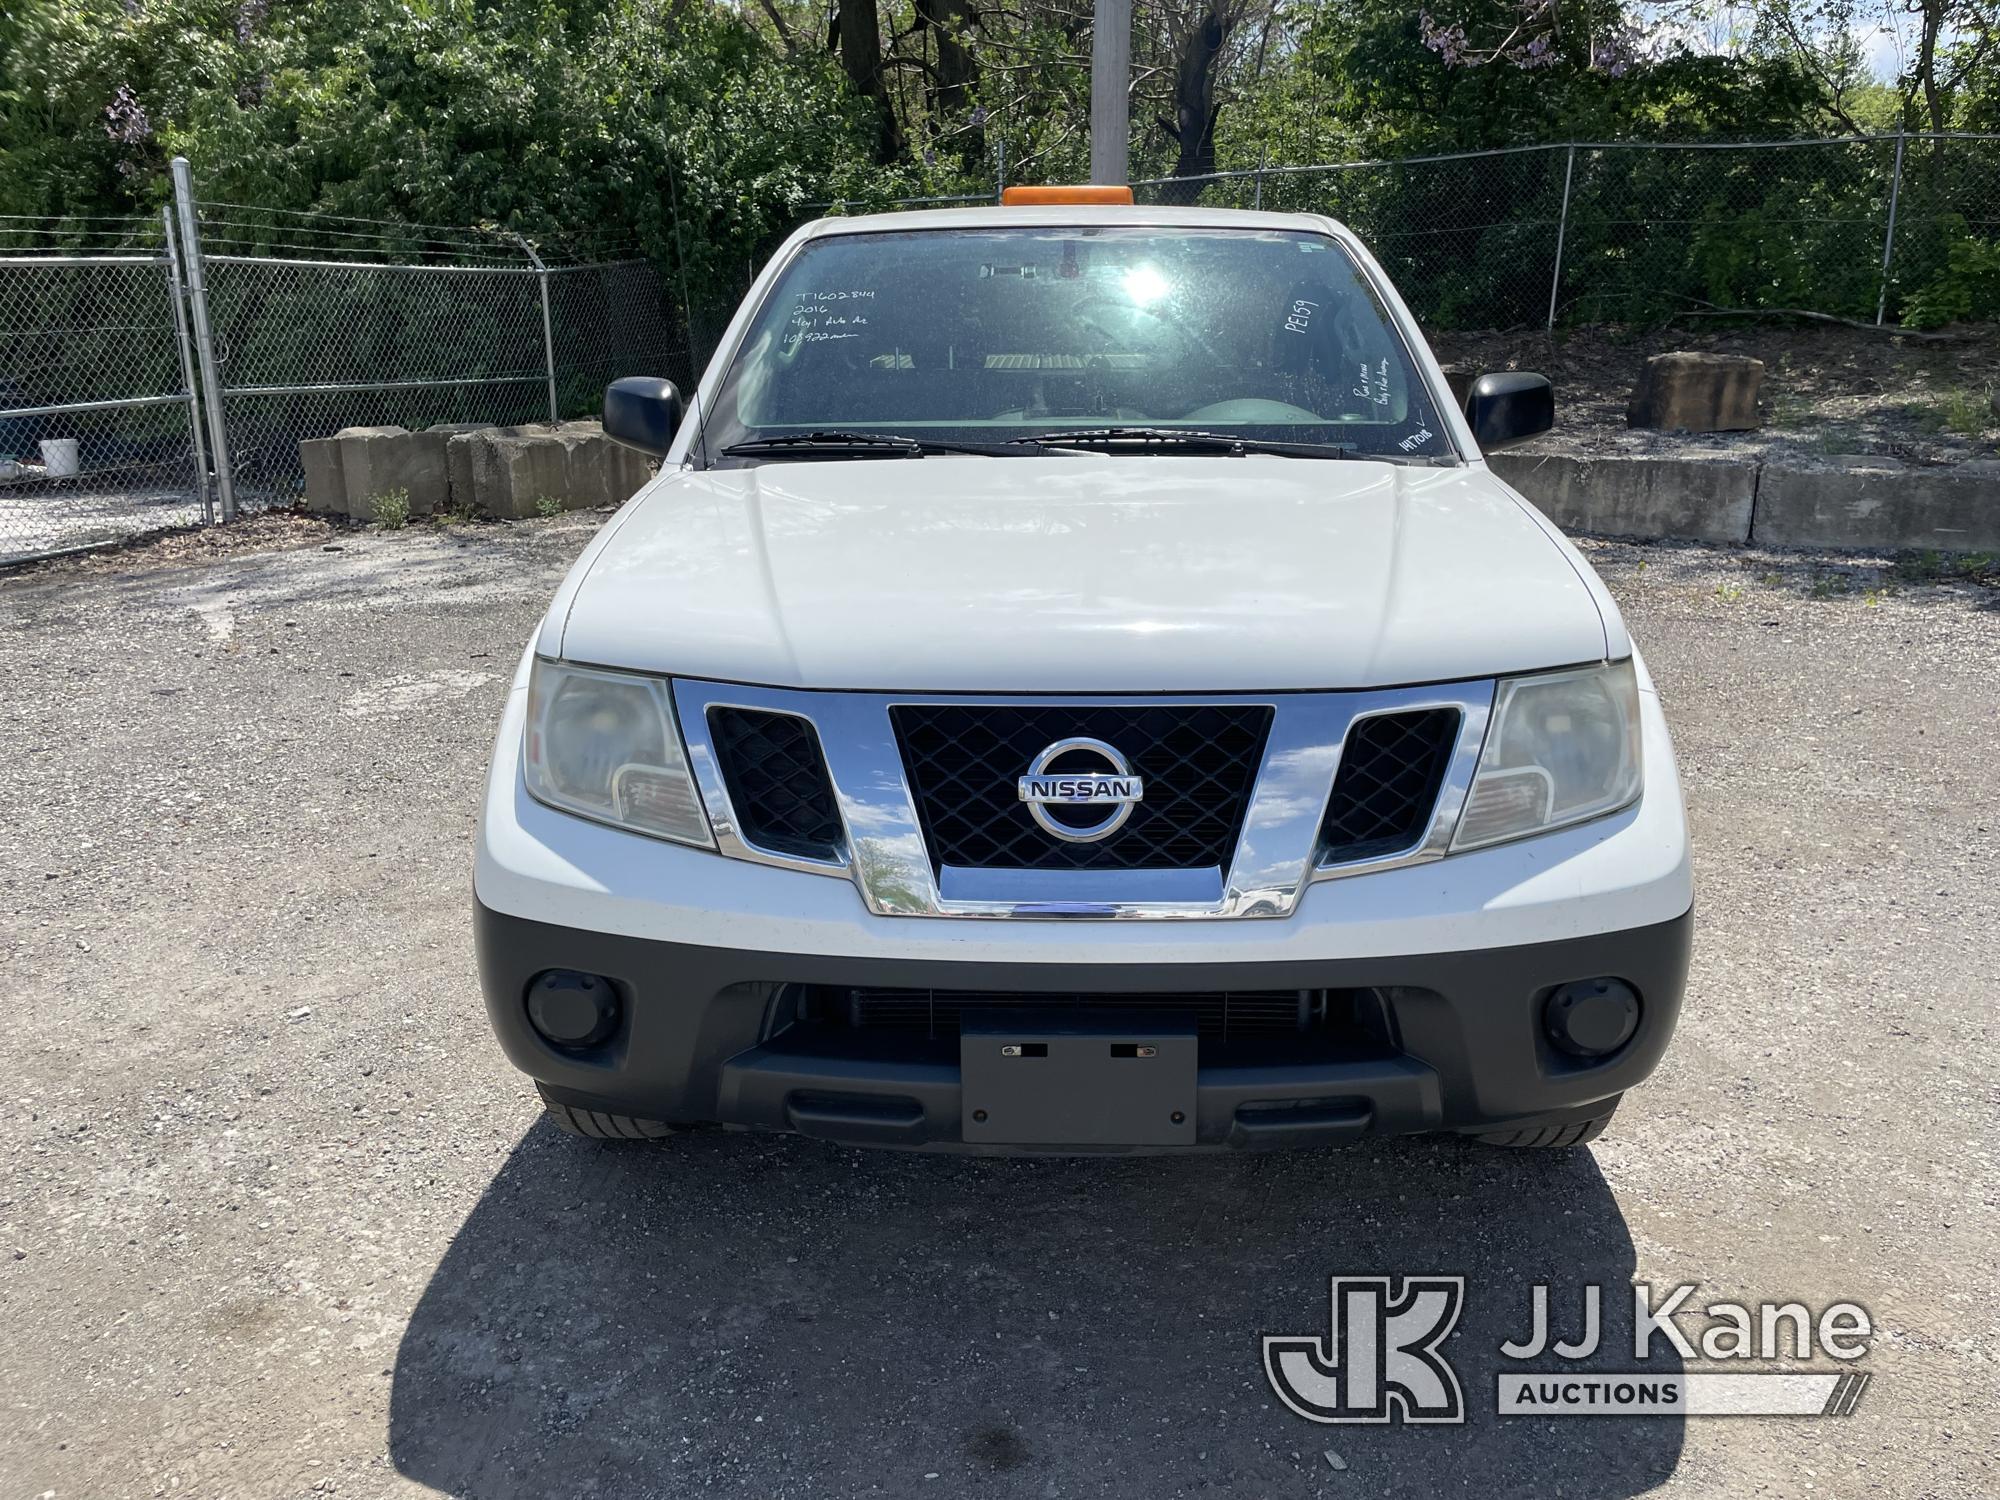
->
[370, 486, 410, 529]
[0, 0, 1989, 341]
[0, 0, 893, 312]
[1917, 386, 1997, 435]
[1220, 0, 1828, 169]
[1901, 223, 2000, 329]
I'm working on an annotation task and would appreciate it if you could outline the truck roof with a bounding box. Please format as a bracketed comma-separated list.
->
[797, 204, 1349, 239]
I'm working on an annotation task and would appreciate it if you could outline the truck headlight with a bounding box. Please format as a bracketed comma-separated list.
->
[523, 658, 713, 847]
[1453, 659, 1642, 851]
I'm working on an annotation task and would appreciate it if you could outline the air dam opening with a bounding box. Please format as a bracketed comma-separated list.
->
[773, 983, 1406, 1059]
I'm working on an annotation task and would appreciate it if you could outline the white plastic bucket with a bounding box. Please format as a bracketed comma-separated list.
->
[39, 438, 80, 477]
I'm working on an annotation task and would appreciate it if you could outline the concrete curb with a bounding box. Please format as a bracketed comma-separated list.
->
[1489, 451, 2000, 552]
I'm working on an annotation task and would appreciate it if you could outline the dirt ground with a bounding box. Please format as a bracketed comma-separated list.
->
[1, 517, 1997, 1499]
[1436, 320, 2000, 467]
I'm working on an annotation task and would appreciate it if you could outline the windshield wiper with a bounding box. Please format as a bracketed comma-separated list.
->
[719, 430, 1037, 460]
[1005, 426, 1364, 459]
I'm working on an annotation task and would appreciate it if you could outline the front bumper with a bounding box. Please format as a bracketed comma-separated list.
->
[477, 900, 1692, 1152]
[475, 653, 1694, 1150]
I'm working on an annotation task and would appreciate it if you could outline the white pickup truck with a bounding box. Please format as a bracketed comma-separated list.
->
[474, 195, 1692, 1154]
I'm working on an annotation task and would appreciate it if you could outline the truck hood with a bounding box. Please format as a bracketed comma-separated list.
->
[557, 456, 1616, 692]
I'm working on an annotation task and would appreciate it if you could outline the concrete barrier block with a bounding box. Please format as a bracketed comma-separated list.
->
[557, 429, 610, 511]
[445, 421, 652, 518]
[330, 426, 415, 522]
[581, 430, 654, 508]
[491, 432, 578, 519]
[299, 436, 346, 515]
[1628, 352, 1764, 432]
[1488, 452, 1756, 544]
[401, 423, 492, 514]
[552, 420, 651, 507]
[1754, 457, 2000, 551]
[445, 425, 535, 518]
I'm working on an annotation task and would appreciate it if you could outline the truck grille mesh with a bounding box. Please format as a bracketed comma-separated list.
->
[1318, 708, 1461, 864]
[708, 707, 844, 860]
[890, 703, 1272, 872]
[842, 988, 1314, 1042]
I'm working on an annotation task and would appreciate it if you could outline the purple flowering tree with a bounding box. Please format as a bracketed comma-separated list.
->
[1418, 0, 1646, 74]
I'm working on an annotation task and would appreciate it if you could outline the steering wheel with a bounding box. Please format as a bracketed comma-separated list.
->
[1182, 398, 1326, 423]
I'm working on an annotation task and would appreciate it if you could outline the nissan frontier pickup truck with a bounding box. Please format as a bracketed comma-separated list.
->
[474, 190, 1692, 1154]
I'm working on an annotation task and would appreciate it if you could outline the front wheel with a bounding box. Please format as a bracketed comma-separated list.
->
[536, 1083, 674, 1141]
[1473, 1096, 1620, 1149]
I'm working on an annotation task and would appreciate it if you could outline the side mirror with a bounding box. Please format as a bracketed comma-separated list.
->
[1464, 372, 1554, 452]
[603, 376, 686, 457]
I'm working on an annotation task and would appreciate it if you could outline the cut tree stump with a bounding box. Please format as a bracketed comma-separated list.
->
[1627, 352, 1764, 433]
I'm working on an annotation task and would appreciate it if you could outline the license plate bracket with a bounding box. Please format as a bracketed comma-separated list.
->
[960, 1010, 1197, 1146]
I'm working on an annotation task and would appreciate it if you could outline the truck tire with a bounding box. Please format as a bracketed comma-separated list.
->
[1475, 1097, 1619, 1149]
[536, 1083, 674, 1141]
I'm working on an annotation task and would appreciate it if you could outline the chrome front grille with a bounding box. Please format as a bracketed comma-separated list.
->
[890, 702, 1271, 873]
[674, 681, 1494, 919]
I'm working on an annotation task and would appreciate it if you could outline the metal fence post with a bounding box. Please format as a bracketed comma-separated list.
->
[513, 235, 560, 422]
[160, 206, 213, 526]
[1547, 144, 1576, 334]
[1876, 130, 1906, 326]
[996, 137, 1007, 203]
[170, 157, 235, 521]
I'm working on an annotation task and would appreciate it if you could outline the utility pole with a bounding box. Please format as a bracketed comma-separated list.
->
[1089, 0, 1132, 185]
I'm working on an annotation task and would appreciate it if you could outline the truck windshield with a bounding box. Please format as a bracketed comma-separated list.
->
[699, 226, 1454, 463]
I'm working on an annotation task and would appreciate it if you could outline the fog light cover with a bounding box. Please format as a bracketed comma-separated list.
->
[526, 970, 621, 1049]
[1543, 978, 1640, 1058]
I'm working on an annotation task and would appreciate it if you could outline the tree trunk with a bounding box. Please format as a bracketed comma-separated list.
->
[836, 0, 901, 162]
[1162, 2, 1232, 199]
[1916, 3, 1944, 134]
[915, 0, 979, 118]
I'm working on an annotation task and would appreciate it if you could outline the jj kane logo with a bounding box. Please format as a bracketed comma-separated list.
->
[1264, 1277, 1875, 1425]
[1263, 1276, 1467, 1424]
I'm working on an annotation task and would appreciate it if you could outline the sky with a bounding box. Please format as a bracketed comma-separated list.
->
[1857, 15, 1921, 79]
[1658, 2, 1923, 81]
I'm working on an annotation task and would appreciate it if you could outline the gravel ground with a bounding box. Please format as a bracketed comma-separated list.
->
[0, 482, 211, 567]
[1, 517, 1995, 1499]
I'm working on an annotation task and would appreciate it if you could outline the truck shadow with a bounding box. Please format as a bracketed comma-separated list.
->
[390, 1123, 1682, 1498]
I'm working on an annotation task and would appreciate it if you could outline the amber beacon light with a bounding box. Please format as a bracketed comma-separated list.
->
[999, 185, 1136, 206]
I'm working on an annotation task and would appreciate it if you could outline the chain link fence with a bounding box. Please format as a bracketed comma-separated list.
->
[191, 194, 688, 511]
[1128, 133, 2000, 332]
[805, 133, 1998, 335]
[546, 260, 699, 406]
[0, 166, 689, 563]
[0, 215, 210, 563]
[202, 254, 556, 509]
